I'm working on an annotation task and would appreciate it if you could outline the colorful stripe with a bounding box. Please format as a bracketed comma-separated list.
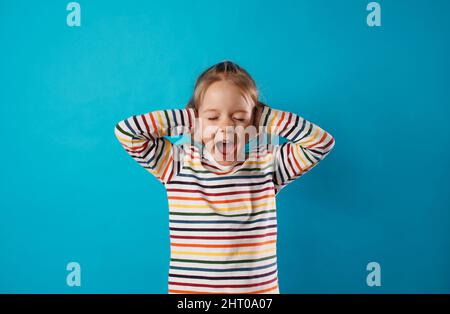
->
[114, 106, 335, 294]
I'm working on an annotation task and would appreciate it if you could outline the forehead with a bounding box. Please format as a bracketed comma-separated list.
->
[200, 81, 252, 111]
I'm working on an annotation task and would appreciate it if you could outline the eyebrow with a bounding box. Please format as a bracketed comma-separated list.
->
[203, 109, 219, 113]
[202, 109, 249, 114]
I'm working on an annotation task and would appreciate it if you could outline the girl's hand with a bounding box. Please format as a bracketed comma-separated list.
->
[253, 101, 267, 127]
[190, 107, 203, 143]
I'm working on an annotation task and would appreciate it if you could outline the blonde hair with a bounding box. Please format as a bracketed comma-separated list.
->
[186, 60, 267, 118]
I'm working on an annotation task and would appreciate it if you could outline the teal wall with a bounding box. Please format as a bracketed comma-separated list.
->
[1, 0, 449, 293]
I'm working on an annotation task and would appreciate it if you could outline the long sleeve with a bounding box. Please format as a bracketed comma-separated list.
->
[259, 105, 335, 194]
[114, 108, 196, 185]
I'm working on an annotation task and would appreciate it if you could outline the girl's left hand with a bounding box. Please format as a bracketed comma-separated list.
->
[253, 101, 267, 127]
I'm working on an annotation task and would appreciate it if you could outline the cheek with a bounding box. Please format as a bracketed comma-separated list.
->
[236, 123, 252, 141]
[201, 122, 216, 142]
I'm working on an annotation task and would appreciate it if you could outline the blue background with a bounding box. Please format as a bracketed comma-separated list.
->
[1, 0, 449, 293]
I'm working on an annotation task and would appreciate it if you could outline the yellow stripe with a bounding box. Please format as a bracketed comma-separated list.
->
[116, 135, 146, 144]
[291, 143, 301, 161]
[148, 168, 159, 177]
[296, 145, 311, 168]
[156, 111, 168, 137]
[268, 110, 278, 127]
[153, 138, 171, 175]
[301, 128, 321, 146]
[171, 247, 276, 257]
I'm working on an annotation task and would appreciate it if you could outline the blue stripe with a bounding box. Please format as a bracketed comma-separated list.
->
[291, 117, 306, 142]
[124, 118, 137, 135]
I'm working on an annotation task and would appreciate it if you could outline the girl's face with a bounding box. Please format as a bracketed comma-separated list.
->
[196, 81, 256, 166]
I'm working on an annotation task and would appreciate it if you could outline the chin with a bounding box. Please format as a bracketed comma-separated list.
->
[216, 160, 236, 166]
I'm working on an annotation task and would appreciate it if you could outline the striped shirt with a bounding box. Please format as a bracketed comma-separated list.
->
[114, 105, 335, 294]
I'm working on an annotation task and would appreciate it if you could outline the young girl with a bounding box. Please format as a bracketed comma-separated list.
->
[114, 60, 335, 294]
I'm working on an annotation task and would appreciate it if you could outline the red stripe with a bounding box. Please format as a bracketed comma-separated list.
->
[284, 112, 293, 131]
[167, 161, 175, 183]
[306, 131, 328, 149]
[290, 144, 303, 174]
[169, 276, 277, 288]
[319, 135, 335, 150]
[141, 114, 153, 141]
[128, 140, 149, 153]
[286, 144, 296, 176]
[166, 186, 274, 196]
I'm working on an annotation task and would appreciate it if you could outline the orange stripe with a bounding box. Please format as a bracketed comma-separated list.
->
[128, 141, 148, 152]
[276, 112, 285, 128]
[253, 284, 279, 294]
[170, 240, 276, 248]
[154, 138, 170, 175]
[306, 130, 328, 149]
[161, 154, 173, 182]
[290, 144, 303, 174]
[168, 194, 273, 204]
[148, 112, 159, 137]
[169, 284, 278, 294]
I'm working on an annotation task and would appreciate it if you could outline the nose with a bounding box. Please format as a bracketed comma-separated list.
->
[217, 117, 236, 139]
[217, 115, 234, 128]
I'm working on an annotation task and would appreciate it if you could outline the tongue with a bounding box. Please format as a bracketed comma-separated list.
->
[216, 142, 235, 154]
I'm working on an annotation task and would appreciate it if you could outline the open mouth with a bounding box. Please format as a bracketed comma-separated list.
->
[215, 141, 237, 155]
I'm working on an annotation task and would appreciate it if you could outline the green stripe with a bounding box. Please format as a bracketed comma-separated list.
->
[171, 255, 276, 264]
[115, 123, 134, 138]
[169, 209, 276, 217]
